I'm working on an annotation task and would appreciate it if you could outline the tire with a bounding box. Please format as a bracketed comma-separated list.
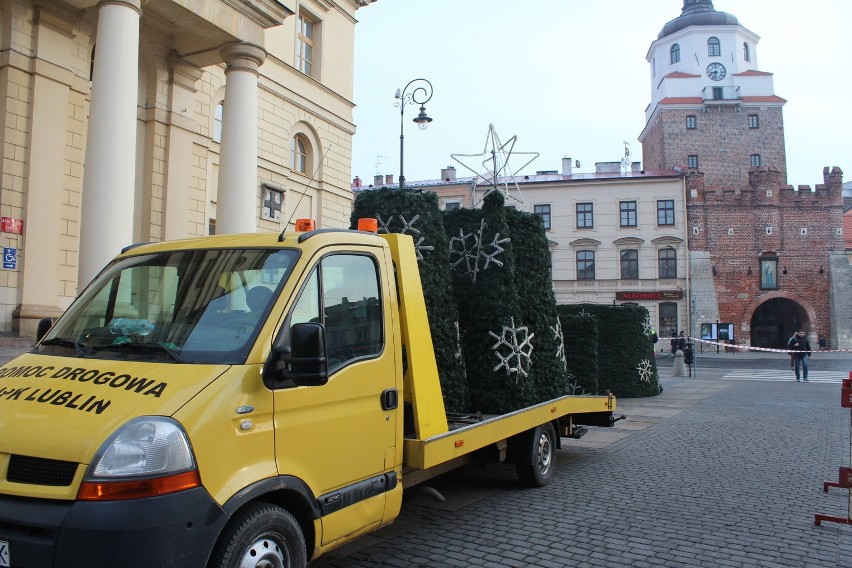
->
[209, 502, 307, 568]
[516, 422, 556, 487]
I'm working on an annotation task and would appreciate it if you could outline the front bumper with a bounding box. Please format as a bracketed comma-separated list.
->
[0, 487, 228, 568]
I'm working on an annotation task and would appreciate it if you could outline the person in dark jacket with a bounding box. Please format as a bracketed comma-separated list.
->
[787, 329, 812, 382]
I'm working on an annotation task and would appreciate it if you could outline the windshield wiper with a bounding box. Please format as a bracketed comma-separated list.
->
[93, 341, 186, 363]
[40, 337, 88, 358]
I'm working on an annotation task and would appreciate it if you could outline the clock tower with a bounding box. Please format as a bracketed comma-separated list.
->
[639, 0, 787, 188]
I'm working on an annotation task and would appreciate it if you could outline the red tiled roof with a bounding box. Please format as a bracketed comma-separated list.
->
[665, 71, 701, 79]
[658, 97, 704, 105]
[734, 70, 773, 76]
[741, 95, 787, 103]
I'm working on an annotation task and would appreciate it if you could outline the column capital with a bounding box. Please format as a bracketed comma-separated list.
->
[220, 42, 267, 75]
[97, 0, 144, 16]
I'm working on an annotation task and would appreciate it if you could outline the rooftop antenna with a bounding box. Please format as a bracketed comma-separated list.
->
[375, 154, 388, 175]
[279, 143, 332, 242]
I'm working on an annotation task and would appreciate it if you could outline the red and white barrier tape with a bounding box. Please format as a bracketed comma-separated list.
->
[658, 337, 851, 354]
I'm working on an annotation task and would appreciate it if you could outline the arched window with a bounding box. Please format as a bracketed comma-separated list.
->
[670, 43, 680, 64]
[658, 248, 677, 279]
[290, 135, 308, 174]
[213, 102, 223, 143]
[743, 42, 750, 62]
[708, 37, 721, 57]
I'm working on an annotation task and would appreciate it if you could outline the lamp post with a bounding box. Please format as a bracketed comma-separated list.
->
[394, 78, 433, 189]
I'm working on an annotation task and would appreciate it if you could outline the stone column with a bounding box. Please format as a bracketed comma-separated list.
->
[78, 0, 143, 288]
[216, 42, 266, 235]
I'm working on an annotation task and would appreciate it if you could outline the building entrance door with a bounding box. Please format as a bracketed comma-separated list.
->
[750, 298, 808, 349]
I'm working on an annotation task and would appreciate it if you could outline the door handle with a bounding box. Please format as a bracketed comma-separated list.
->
[381, 388, 398, 410]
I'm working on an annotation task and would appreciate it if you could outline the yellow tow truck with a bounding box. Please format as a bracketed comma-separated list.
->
[0, 224, 615, 568]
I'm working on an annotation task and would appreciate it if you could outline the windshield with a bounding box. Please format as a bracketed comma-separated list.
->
[39, 248, 299, 364]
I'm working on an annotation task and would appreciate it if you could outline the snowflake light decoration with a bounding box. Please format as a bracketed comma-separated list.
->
[641, 315, 653, 336]
[372, 213, 433, 261]
[550, 317, 566, 370]
[450, 124, 539, 207]
[448, 219, 510, 281]
[489, 318, 534, 380]
[637, 359, 654, 383]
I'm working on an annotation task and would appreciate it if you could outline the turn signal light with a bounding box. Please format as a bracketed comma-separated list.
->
[358, 218, 378, 233]
[295, 219, 316, 232]
[77, 470, 201, 501]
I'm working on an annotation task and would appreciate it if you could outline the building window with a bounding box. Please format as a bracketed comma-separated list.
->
[750, 154, 761, 167]
[671, 43, 680, 64]
[657, 200, 675, 225]
[708, 37, 721, 57]
[444, 201, 460, 210]
[748, 114, 759, 128]
[659, 248, 677, 279]
[686, 115, 697, 129]
[577, 251, 595, 280]
[619, 201, 637, 227]
[743, 42, 750, 62]
[296, 12, 316, 76]
[620, 249, 639, 280]
[659, 302, 678, 340]
[576, 202, 593, 228]
[262, 186, 284, 221]
[687, 155, 699, 169]
[213, 102, 223, 143]
[534, 204, 551, 230]
[291, 135, 308, 174]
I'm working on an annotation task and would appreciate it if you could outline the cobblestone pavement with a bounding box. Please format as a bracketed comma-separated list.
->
[314, 362, 852, 567]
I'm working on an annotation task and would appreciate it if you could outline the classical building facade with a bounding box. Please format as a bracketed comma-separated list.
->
[641, 0, 849, 349]
[361, 161, 691, 341]
[0, 0, 372, 335]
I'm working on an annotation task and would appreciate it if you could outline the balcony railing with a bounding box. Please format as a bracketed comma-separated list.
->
[702, 85, 741, 102]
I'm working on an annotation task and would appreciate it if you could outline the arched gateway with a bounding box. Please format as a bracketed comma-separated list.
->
[750, 298, 809, 349]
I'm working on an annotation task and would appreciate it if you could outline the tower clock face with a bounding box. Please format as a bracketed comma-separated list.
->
[706, 62, 727, 81]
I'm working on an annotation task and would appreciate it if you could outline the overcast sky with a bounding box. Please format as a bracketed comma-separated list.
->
[350, 0, 851, 188]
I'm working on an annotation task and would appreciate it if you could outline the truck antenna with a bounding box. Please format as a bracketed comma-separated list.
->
[280, 143, 332, 242]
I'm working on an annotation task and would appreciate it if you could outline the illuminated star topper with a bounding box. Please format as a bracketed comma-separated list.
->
[451, 124, 539, 206]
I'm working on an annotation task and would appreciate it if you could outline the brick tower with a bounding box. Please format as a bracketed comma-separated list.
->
[640, 1, 849, 349]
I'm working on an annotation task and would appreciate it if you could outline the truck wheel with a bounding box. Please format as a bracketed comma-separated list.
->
[516, 422, 556, 487]
[209, 502, 307, 568]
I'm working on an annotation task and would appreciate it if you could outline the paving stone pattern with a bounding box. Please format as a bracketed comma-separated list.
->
[315, 372, 852, 567]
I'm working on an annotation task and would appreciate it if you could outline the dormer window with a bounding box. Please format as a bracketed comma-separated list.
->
[743, 42, 750, 62]
[708, 37, 721, 57]
[671, 43, 680, 64]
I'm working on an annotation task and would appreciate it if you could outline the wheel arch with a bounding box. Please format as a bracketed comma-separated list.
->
[220, 475, 319, 560]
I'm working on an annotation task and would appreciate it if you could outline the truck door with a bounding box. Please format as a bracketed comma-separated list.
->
[273, 250, 398, 546]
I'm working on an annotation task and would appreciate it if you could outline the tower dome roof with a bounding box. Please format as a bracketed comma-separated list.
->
[658, 0, 739, 39]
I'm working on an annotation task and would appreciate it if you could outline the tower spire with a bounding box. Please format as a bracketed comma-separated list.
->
[681, 0, 715, 15]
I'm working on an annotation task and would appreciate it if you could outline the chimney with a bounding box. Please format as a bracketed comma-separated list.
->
[385, 174, 394, 185]
[562, 157, 573, 176]
[441, 165, 457, 181]
[353, 176, 362, 188]
[374, 174, 383, 187]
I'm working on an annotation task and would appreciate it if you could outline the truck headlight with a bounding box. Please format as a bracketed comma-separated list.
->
[78, 416, 201, 501]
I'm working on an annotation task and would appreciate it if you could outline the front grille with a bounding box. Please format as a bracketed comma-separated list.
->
[7, 455, 77, 486]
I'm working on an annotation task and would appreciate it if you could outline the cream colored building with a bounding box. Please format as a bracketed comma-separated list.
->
[369, 160, 691, 340]
[0, 0, 373, 336]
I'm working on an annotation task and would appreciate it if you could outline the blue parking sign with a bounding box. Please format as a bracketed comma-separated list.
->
[3, 248, 16, 269]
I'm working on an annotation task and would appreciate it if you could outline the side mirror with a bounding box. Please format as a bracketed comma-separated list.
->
[277, 322, 328, 387]
[36, 317, 55, 343]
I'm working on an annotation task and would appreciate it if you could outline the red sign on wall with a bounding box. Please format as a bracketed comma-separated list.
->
[1, 217, 23, 235]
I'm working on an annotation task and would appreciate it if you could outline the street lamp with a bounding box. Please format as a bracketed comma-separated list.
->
[394, 78, 433, 189]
